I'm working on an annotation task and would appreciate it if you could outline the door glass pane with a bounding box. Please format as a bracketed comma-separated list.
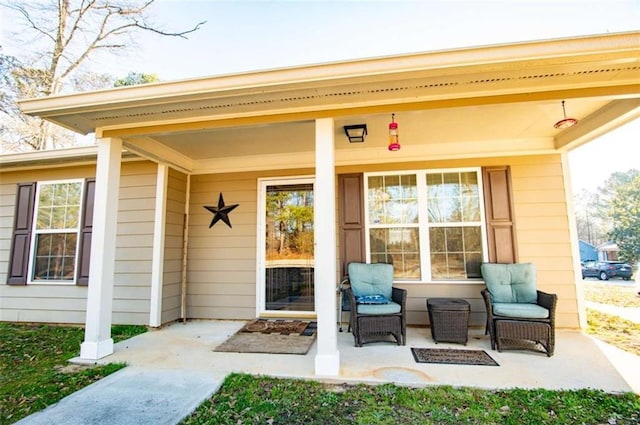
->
[264, 183, 314, 312]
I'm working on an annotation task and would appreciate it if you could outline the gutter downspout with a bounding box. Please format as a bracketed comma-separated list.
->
[181, 174, 191, 322]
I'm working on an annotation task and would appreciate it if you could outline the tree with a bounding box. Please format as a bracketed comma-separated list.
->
[605, 170, 640, 264]
[0, 0, 205, 152]
[114, 72, 159, 87]
[0, 52, 20, 113]
[1, 51, 112, 151]
[573, 169, 639, 264]
[574, 188, 608, 246]
[266, 190, 314, 259]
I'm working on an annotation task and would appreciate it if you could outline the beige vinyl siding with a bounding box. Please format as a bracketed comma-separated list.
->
[338, 153, 580, 329]
[187, 169, 311, 320]
[0, 161, 156, 326]
[510, 157, 578, 328]
[0, 165, 94, 323]
[113, 161, 156, 324]
[162, 168, 187, 324]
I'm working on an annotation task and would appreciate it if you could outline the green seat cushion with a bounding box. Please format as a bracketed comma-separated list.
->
[357, 301, 402, 315]
[493, 302, 549, 319]
[481, 263, 537, 304]
[348, 262, 393, 299]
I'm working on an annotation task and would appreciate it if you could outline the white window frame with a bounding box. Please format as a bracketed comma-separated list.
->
[364, 167, 488, 283]
[27, 179, 85, 285]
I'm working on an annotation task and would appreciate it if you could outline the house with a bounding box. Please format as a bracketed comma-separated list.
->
[1, 32, 639, 376]
[579, 240, 598, 263]
[579, 240, 624, 263]
[597, 242, 621, 261]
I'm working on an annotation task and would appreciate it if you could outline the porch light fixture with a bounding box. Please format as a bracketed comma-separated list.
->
[388, 113, 400, 151]
[553, 100, 578, 129]
[344, 124, 367, 143]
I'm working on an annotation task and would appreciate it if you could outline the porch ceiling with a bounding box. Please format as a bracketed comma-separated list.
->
[17, 32, 640, 173]
[150, 99, 614, 158]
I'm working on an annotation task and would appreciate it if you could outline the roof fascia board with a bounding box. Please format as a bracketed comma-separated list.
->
[555, 98, 640, 151]
[19, 32, 640, 117]
[0, 146, 145, 171]
[100, 83, 640, 139]
[0, 145, 98, 165]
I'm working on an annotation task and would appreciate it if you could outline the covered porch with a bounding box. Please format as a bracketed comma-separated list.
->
[16, 31, 640, 378]
[85, 319, 639, 394]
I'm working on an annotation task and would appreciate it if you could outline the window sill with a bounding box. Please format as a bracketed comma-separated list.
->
[394, 280, 485, 285]
[27, 281, 80, 286]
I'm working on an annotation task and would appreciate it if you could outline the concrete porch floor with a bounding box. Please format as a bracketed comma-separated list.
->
[92, 319, 639, 394]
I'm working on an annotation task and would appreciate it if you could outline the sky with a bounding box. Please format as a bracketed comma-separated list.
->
[1, 0, 638, 192]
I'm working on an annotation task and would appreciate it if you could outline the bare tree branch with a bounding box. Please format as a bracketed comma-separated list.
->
[133, 19, 206, 39]
[6, 3, 57, 44]
[1, 0, 205, 151]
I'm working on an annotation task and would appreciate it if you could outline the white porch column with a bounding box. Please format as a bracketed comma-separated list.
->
[80, 137, 122, 360]
[149, 163, 169, 327]
[314, 118, 340, 376]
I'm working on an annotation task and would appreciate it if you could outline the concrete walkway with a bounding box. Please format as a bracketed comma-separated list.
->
[16, 368, 226, 425]
[15, 321, 640, 425]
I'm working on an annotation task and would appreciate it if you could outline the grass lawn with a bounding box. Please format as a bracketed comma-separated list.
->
[583, 280, 640, 356]
[0, 323, 146, 425]
[587, 309, 640, 357]
[181, 373, 640, 425]
[582, 280, 640, 308]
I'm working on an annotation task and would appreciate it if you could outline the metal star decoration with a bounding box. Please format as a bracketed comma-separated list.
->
[204, 193, 239, 228]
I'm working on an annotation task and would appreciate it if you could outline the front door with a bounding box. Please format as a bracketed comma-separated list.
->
[257, 177, 315, 315]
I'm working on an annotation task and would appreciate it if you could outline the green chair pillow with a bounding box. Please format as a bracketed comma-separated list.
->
[481, 263, 537, 304]
[348, 262, 394, 300]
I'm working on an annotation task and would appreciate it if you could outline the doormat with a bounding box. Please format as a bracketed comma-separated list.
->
[214, 319, 317, 355]
[411, 348, 499, 366]
[240, 318, 314, 335]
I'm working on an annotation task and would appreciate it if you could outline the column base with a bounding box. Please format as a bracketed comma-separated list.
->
[80, 338, 114, 360]
[314, 351, 340, 377]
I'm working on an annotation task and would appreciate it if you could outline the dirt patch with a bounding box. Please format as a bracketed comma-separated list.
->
[54, 364, 94, 374]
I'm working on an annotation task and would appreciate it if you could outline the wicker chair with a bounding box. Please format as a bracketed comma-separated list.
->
[344, 262, 407, 347]
[481, 263, 557, 356]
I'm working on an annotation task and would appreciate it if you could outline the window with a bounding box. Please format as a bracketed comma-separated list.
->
[7, 179, 94, 286]
[367, 174, 420, 279]
[365, 168, 487, 282]
[29, 181, 83, 282]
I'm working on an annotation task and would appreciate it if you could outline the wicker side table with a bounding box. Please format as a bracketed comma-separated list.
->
[426, 298, 470, 345]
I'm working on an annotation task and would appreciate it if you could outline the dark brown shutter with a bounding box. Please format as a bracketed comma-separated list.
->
[338, 174, 366, 277]
[76, 178, 96, 286]
[7, 182, 36, 285]
[482, 166, 518, 263]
